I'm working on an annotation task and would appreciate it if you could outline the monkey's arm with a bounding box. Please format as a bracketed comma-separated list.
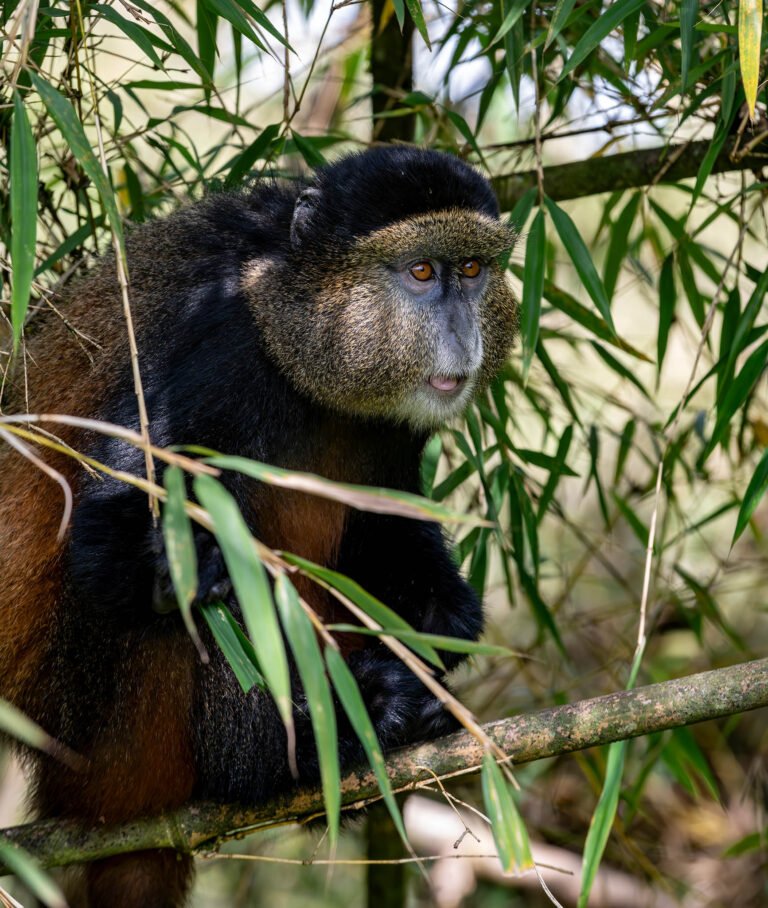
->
[338, 512, 483, 670]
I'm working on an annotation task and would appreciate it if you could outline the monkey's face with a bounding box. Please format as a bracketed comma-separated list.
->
[249, 208, 517, 431]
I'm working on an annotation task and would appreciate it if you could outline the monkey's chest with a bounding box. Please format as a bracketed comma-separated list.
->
[255, 488, 365, 654]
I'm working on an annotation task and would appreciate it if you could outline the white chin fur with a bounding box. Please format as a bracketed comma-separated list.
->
[391, 380, 476, 431]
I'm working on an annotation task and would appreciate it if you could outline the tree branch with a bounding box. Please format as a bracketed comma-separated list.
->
[492, 137, 768, 209]
[1, 657, 766, 872]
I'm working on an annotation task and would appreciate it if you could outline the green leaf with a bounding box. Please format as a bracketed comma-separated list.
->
[194, 476, 293, 734]
[545, 0, 578, 49]
[30, 73, 124, 247]
[738, 0, 763, 119]
[700, 338, 768, 463]
[324, 625, 520, 657]
[10, 90, 37, 351]
[509, 266, 648, 360]
[590, 342, 651, 401]
[420, 434, 442, 497]
[558, 0, 646, 82]
[0, 842, 67, 908]
[490, 0, 530, 46]
[196, 0, 218, 95]
[537, 424, 574, 522]
[325, 648, 408, 844]
[680, 0, 698, 91]
[657, 252, 676, 373]
[614, 418, 636, 485]
[291, 130, 327, 168]
[282, 553, 444, 670]
[521, 209, 546, 384]
[544, 196, 615, 333]
[445, 110, 482, 158]
[198, 0, 266, 50]
[674, 565, 746, 649]
[162, 466, 207, 659]
[204, 454, 487, 526]
[274, 575, 340, 845]
[480, 754, 533, 873]
[130, 0, 213, 84]
[200, 602, 266, 693]
[603, 192, 640, 301]
[92, 4, 166, 67]
[224, 123, 281, 186]
[502, 0, 524, 110]
[404, 0, 431, 48]
[0, 698, 55, 754]
[732, 448, 768, 544]
[578, 740, 628, 907]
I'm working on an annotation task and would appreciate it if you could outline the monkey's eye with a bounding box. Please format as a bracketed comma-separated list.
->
[409, 261, 434, 281]
[461, 259, 482, 279]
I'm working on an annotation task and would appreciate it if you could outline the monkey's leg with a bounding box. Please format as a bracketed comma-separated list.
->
[82, 851, 193, 908]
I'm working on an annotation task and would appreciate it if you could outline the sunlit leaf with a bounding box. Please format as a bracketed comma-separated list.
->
[194, 476, 294, 735]
[0, 842, 67, 908]
[481, 753, 533, 873]
[275, 575, 340, 845]
[738, 0, 763, 120]
[325, 648, 408, 844]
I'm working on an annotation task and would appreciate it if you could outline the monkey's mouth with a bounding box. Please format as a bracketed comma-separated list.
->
[427, 375, 468, 394]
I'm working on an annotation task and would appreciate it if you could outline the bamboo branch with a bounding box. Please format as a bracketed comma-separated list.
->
[492, 137, 768, 209]
[1, 657, 766, 872]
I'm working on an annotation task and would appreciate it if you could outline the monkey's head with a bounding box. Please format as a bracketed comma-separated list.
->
[248, 147, 518, 431]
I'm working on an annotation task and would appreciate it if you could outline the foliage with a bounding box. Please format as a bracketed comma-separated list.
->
[1, 0, 768, 906]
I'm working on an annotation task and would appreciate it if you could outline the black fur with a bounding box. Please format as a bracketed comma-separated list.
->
[9, 147, 509, 907]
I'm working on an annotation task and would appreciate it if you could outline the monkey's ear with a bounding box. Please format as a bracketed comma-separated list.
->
[290, 187, 322, 248]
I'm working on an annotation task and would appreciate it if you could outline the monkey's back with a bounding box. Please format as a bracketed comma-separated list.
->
[0, 183, 298, 712]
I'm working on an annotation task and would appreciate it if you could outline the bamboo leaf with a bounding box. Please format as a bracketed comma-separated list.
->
[205, 454, 489, 526]
[10, 90, 37, 351]
[324, 625, 522, 658]
[521, 209, 546, 383]
[200, 602, 266, 693]
[274, 575, 340, 846]
[680, 0, 698, 91]
[603, 192, 640, 301]
[30, 74, 123, 246]
[194, 476, 293, 735]
[162, 466, 207, 660]
[578, 740, 628, 907]
[700, 338, 768, 464]
[198, 0, 266, 51]
[481, 753, 533, 873]
[658, 252, 676, 373]
[325, 648, 408, 844]
[404, 0, 431, 48]
[544, 196, 615, 333]
[738, 0, 763, 120]
[558, 0, 646, 82]
[732, 449, 768, 544]
[0, 842, 67, 908]
[0, 699, 55, 755]
[224, 123, 281, 186]
[282, 553, 444, 670]
[545, 0, 578, 49]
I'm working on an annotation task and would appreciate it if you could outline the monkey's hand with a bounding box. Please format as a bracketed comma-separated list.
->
[347, 650, 459, 749]
[151, 526, 232, 614]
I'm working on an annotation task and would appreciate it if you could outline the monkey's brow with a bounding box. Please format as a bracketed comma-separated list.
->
[351, 209, 516, 262]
